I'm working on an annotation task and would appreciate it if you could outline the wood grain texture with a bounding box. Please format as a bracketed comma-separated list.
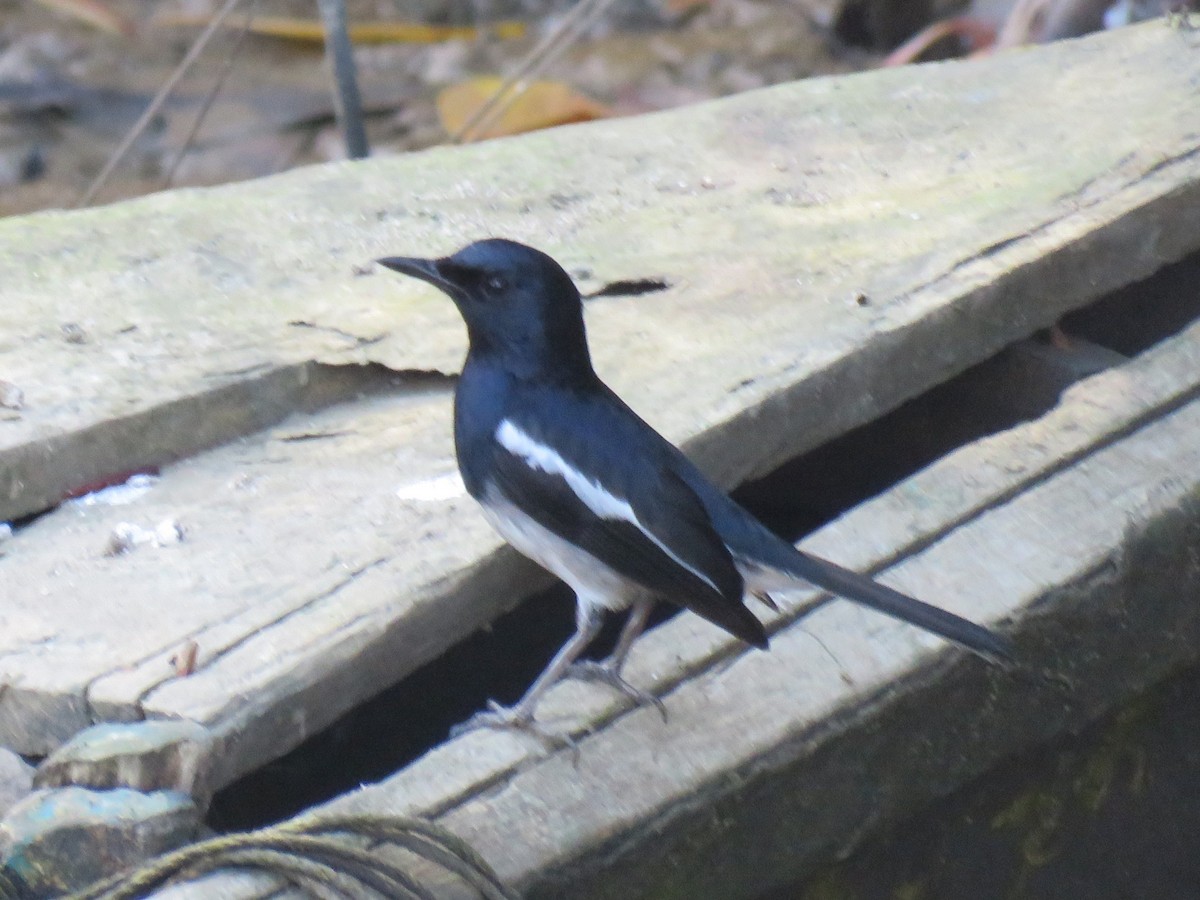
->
[0, 22, 1197, 798]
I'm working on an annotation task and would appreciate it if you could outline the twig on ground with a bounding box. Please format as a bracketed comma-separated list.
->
[76, 0, 245, 207]
[161, 0, 259, 189]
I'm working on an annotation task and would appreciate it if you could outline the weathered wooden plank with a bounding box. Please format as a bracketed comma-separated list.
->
[1, 22, 1198, 780]
[318, 377, 1200, 900]
[162, 316, 1200, 899]
[297, 304, 1200, 811]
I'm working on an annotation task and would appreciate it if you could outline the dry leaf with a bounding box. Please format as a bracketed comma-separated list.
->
[34, 0, 136, 37]
[881, 16, 997, 66]
[154, 14, 525, 44]
[170, 640, 200, 676]
[663, 0, 713, 14]
[437, 77, 611, 141]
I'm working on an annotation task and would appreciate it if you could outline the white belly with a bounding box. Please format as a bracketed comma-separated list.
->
[478, 489, 646, 614]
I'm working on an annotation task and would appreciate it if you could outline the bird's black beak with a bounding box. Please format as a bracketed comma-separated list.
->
[376, 256, 453, 292]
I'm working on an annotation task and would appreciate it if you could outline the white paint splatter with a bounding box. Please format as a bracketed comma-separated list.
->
[395, 472, 465, 502]
[72, 473, 158, 507]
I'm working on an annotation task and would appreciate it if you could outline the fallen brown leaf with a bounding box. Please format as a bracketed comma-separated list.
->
[34, 0, 136, 37]
[881, 16, 997, 66]
[438, 77, 612, 141]
[154, 14, 525, 44]
[662, 0, 713, 15]
[170, 640, 200, 676]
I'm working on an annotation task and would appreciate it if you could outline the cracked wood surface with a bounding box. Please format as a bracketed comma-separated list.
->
[1, 23, 1199, 789]
[158, 291, 1200, 900]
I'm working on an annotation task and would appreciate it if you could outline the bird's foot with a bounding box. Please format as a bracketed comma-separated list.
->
[565, 660, 668, 722]
[449, 700, 573, 751]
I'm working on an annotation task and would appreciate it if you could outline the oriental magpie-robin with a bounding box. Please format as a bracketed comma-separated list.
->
[378, 239, 1011, 736]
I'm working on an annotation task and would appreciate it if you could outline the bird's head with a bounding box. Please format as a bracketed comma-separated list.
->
[378, 239, 593, 382]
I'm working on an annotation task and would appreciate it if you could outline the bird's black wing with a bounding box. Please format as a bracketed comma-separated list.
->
[673, 455, 1014, 660]
[486, 414, 767, 647]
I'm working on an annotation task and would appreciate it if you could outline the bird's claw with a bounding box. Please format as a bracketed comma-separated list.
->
[565, 660, 668, 721]
[449, 700, 575, 751]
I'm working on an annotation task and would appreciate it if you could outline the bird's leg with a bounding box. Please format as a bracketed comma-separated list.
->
[605, 597, 654, 673]
[565, 599, 667, 720]
[451, 601, 604, 743]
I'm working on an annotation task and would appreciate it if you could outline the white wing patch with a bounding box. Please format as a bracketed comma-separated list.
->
[495, 418, 723, 595]
[496, 419, 635, 521]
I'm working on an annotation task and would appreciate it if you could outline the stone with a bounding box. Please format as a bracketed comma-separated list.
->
[0, 750, 33, 819]
[35, 720, 216, 807]
[0, 787, 199, 897]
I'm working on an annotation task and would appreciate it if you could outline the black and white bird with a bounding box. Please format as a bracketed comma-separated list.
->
[378, 239, 1011, 735]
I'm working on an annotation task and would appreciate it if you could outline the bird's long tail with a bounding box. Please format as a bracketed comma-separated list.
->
[757, 551, 1014, 662]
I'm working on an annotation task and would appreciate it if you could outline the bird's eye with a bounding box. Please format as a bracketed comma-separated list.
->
[485, 274, 507, 292]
